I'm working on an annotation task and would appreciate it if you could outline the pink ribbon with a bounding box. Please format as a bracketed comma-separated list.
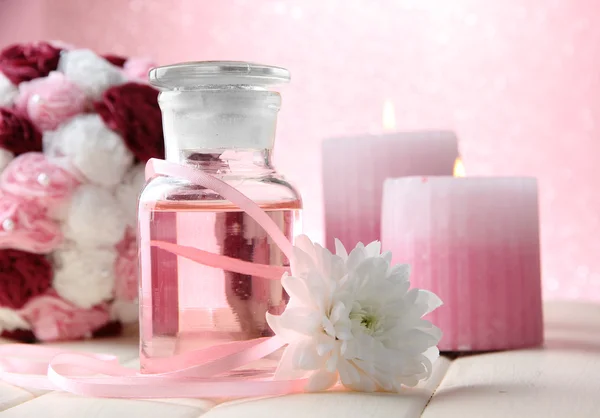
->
[0, 158, 305, 398]
[145, 159, 294, 260]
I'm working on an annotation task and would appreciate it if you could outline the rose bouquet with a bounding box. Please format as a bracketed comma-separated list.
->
[0, 41, 163, 341]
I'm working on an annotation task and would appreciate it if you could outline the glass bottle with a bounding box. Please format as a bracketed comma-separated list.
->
[138, 62, 301, 376]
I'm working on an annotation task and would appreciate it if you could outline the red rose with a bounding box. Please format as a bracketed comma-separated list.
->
[102, 54, 127, 68]
[92, 321, 123, 338]
[0, 42, 62, 85]
[1, 328, 36, 343]
[0, 108, 42, 155]
[0, 249, 52, 309]
[94, 82, 164, 162]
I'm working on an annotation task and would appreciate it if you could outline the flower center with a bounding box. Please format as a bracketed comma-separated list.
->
[350, 305, 381, 335]
[360, 313, 378, 331]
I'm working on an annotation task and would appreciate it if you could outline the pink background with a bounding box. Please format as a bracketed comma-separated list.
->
[2, 0, 599, 301]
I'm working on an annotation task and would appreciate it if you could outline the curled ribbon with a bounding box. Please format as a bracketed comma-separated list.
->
[0, 158, 305, 398]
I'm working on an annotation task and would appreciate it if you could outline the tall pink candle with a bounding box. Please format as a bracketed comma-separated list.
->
[322, 131, 459, 251]
[381, 176, 543, 351]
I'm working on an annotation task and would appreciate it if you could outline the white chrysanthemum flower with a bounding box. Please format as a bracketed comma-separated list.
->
[115, 164, 145, 227]
[267, 235, 442, 393]
[110, 299, 139, 324]
[0, 148, 14, 172]
[0, 307, 30, 332]
[63, 184, 127, 248]
[0, 72, 18, 107]
[52, 246, 117, 309]
[43, 114, 133, 187]
[58, 49, 125, 99]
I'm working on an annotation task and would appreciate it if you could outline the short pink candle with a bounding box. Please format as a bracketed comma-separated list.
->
[322, 131, 459, 251]
[381, 176, 543, 352]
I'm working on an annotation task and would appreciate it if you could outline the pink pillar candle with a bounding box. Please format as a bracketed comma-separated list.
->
[322, 131, 459, 251]
[381, 176, 543, 352]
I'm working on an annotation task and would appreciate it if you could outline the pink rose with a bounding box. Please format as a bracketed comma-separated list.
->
[15, 72, 86, 131]
[0, 190, 62, 253]
[123, 57, 155, 82]
[20, 293, 110, 341]
[114, 227, 138, 301]
[1, 152, 80, 203]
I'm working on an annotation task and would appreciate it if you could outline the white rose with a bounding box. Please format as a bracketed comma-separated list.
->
[52, 246, 117, 309]
[0, 72, 18, 107]
[115, 164, 146, 227]
[110, 299, 139, 324]
[62, 184, 128, 248]
[43, 114, 133, 187]
[58, 49, 125, 100]
[0, 307, 30, 333]
[0, 148, 14, 172]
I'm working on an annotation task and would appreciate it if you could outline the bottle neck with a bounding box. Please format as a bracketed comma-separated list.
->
[159, 88, 281, 164]
[170, 148, 275, 177]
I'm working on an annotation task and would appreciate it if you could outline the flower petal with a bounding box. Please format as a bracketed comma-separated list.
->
[334, 238, 348, 260]
[342, 367, 377, 392]
[329, 300, 349, 323]
[416, 289, 443, 315]
[313, 243, 333, 278]
[389, 328, 441, 353]
[266, 312, 303, 342]
[365, 241, 381, 257]
[382, 279, 411, 302]
[407, 319, 443, 342]
[294, 234, 317, 261]
[340, 339, 348, 355]
[387, 263, 411, 284]
[330, 255, 347, 281]
[423, 345, 440, 365]
[306, 369, 339, 392]
[337, 358, 361, 386]
[274, 344, 308, 380]
[395, 374, 420, 388]
[335, 327, 354, 341]
[403, 289, 443, 319]
[281, 273, 312, 307]
[279, 308, 322, 336]
[404, 288, 420, 306]
[268, 309, 322, 341]
[305, 270, 333, 313]
[342, 338, 361, 359]
[322, 315, 336, 337]
[346, 242, 366, 272]
[356, 257, 389, 286]
[292, 339, 325, 370]
[326, 349, 339, 372]
[291, 246, 317, 278]
[315, 332, 336, 356]
[305, 268, 326, 292]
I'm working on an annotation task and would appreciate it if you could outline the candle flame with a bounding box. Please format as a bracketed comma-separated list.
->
[453, 157, 466, 177]
[382, 100, 396, 131]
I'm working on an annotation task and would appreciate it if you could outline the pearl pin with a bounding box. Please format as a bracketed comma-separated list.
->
[37, 172, 50, 186]
[2, 218, 15, 231]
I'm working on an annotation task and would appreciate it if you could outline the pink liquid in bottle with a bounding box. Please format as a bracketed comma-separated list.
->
[139, 200, 301, 375]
